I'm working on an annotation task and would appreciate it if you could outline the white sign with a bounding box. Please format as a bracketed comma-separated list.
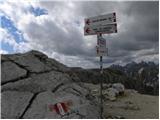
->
[85, 12, 116, 27]
[96, 35, 108, 56]
[96, 46, 108, 56]
[97, 36, 106, 48]
[84, 23, 117, 35]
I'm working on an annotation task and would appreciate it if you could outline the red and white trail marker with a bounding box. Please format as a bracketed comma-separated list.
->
[49, 100, 73, 115]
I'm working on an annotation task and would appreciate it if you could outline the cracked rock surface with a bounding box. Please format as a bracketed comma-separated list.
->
[1, 91, 34, 119]
[1, 50, 100, 119]
[2, 61, 27, 84]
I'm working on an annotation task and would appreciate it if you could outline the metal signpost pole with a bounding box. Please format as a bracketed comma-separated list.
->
[98, 33, 103, 119]
[100, 55, 103, 119]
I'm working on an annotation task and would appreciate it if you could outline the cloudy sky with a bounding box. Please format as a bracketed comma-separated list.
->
[0, 0, 159, 68]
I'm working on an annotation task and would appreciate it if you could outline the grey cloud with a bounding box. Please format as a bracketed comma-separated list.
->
[78, 1, 158, 57]
[15, 1, 159, 68]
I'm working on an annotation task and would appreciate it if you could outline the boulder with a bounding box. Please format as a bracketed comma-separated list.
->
[104, 88, 119, 101]
[112, 83, 125, 95]
[103, 83, 125, 101]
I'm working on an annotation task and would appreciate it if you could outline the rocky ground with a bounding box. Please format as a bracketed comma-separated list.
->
[84, 83, 159, 119]
[1, 50, 159, 119]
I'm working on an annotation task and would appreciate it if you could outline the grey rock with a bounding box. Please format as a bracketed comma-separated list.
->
[2, 71, 71, 93]
[104, 88, 119, 101]
[1, 91, 33, 119]
[1, 61, 27, 84]
[112, 83, 125, 94]
[7, 51, 52, 73]
[55, 82, 89, 96]
[6, 50, 69, 73]
[45, 58, 70, 72]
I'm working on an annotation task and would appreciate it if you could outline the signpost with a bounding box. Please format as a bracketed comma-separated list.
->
[96, 35, 108, 56]
[85, 12, 116, 26]
[84, 12, 117, 118]
[96, 46, 107, 56]
[84, 23, 117, 35]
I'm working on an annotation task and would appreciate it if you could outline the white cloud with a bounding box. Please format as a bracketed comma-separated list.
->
[0, 49, 8, 54]
[134, 54, 159, 64]
[0, 27, 31, 53]
[49, 51, 97, 68]
[0, 28, 17, 47]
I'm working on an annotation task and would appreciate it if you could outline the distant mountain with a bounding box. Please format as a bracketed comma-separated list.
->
[69, 61, 159, 95]
[109, 61, 159, 95]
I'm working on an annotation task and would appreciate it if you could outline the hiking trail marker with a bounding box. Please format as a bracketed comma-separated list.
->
[84, 12, 118, 119]
[49, 100, 73, 116]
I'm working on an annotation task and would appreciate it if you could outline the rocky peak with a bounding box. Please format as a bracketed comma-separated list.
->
[1, 50, 100, 119]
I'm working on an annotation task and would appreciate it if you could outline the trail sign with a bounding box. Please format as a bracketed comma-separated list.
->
[84, 23, 117, 35]
[84, 12, 118, 118]
[97, 35, 106, 48]
[96, 35, 107, 56]
[84, 12, 116, 27]
[96, 46, 107, 56]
